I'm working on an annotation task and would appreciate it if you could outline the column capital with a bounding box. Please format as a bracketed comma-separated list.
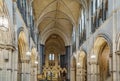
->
[0, 44, 16, 51]
[115, 50, 120, 55]
[110, 70, 117, 73]
[21, 59, 30, 63]
[89, 61, 98, 65]
[13, 0, 17, 2]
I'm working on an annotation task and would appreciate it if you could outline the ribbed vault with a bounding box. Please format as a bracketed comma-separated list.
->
[33, 0, 87, 45]
[45, 34, 65, 55]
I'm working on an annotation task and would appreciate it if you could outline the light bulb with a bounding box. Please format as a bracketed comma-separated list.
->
[35, 61, 38, 64]
[91, 55, 96, 59]
[77, 63, 80, 66]
[26, 51, 31, 56]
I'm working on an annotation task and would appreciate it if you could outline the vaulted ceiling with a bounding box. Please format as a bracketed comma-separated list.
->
[33, 0, 88, 52]
[45, 34, 65, 54]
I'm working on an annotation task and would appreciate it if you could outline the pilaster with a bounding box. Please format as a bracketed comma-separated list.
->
[89, 61, 99, 81]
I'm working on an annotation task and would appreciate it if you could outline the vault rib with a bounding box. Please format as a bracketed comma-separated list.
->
[39, 20, 55, 32]
[37, 10, 75, 27]
[42, 17, 72, 23]
[37, 0, 57, 24]
[60, 0, 77, 23]
[54, 0, 59, 28]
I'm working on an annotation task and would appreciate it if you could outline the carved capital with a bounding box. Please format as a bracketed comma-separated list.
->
[115, 50, 120, 55]
[0, 43, 16, 51]
[90, 61, 98, 65]
[21, 59, 30, 63]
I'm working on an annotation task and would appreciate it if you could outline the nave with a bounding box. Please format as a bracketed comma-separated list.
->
[0, 0, 120, 81]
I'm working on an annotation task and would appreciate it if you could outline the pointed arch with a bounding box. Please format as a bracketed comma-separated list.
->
[18, 31, 28, 61]
[91, 36, 112, 81]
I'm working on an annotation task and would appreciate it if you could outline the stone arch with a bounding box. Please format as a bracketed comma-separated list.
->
[18, 31, 28, 61]
[92, 35, 112, 60]
[77, 50, 87, 81]
[91, 36, 111, 81]
[97, 34, 112, 53]
[40, 28, 71, 46]
[17, 27, 24, 38]
[17, 31, 28, 81]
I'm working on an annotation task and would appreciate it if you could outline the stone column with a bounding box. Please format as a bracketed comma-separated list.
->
[55, 53, 58, 66]
[21, 60, 31, 81]
[34, 67, 37, 81]
[45, 54, 49, 66]
[109, 53, 112, 80]
[31, 65, 37, 81]
[112, 0, 117, 81]
[90, 61, 99, 81]
[115, 51, 120, 81]
[40, 44, 45, 73]
[0, 46, 16, 81]
[65, 46, 71, 81]
[12, 1, 18, 81]
[76, 67, 80, 81]
[77, 67, 86, 81]
[12, 49, 18, 81]
[70, 68, 75, 81]
[87, 62, 91, 81]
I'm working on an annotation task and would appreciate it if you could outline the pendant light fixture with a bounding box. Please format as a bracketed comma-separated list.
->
[0, 0, 8, 31]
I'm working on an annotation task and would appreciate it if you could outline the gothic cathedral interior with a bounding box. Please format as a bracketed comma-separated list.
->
[0, 0, 120, 81]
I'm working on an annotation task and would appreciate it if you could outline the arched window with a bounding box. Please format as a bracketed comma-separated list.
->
[49, 54, 54, 61]
[91, 0, 108, 33]
[72, 27, 76, 52]
[17, 0, 28, 24]
[97, 0, 102, 7]
[79, 10, 86, 46]
[93, 0, 96, 14]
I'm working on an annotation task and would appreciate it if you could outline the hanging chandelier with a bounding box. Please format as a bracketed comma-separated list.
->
[0, 0, 8, 31]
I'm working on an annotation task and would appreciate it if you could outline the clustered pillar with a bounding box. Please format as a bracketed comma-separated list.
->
[40, 44, 45, 73]
[65, 46, 71, 81]
[89, 60, 99, 81]
[0, 46, 17, 81]
[20, 60, 31, 81]
[115, 51, 120, 81]
[30, 64, 37, 81]
[77, 66, 86, 81]
[70, 67, 76, 81]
